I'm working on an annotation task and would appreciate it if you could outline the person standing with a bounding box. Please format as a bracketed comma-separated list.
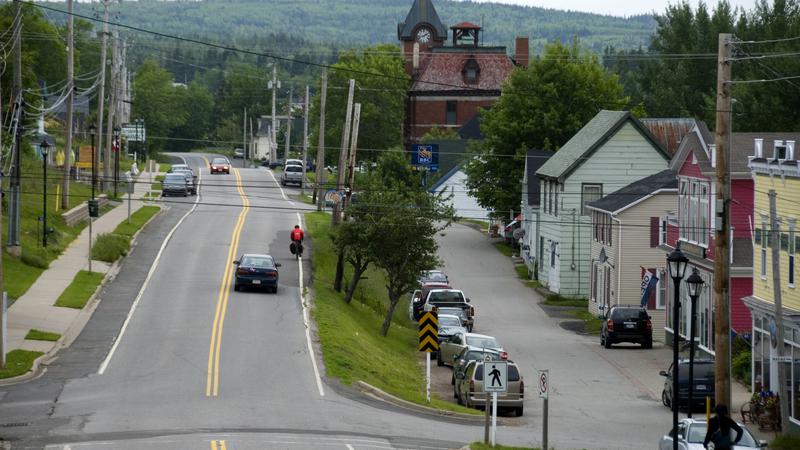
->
[703, 404, 743, 450]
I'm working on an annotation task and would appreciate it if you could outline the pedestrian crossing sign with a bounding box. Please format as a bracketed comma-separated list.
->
[484, 361, 507, 393]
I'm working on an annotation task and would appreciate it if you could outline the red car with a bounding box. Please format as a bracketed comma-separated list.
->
[210, 157, 230, 174]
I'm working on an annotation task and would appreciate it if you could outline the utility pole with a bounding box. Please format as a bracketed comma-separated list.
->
[713, 32, 732, 410]
[345, 103, 361, 212]
[96, 0, 111, 193]
[7, 0, 23, 253]
[62, 0, 74, 210]
[243, 107, 247, 168]
[332, 79, 355, 227]
[769, 191, 791, 433]
[104, 28, 119, 195]
[314, 69, 327, 211]
[270, 65, 279, 159]
[248, 116, 253, 167]
[285, 87, 293, 160]
[332, 79, 355, 293]
[301, 85, 309, 196]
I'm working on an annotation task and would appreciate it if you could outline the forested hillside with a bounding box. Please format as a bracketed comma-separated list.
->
[44, 0, 656, 53]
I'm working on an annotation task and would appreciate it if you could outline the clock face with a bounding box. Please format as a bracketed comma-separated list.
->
[416, 27, 431, 44]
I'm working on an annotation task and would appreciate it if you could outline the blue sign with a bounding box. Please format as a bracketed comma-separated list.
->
[411, 144, 439, 172]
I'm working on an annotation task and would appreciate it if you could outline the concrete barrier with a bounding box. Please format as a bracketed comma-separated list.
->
[62, 194, 110, 227]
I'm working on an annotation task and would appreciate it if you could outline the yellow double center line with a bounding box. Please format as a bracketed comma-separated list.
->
[210, 440, 227, 450]
[206, 168, 250, 397]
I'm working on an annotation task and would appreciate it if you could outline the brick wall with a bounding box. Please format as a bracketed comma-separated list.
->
[408, 98, 495, 140]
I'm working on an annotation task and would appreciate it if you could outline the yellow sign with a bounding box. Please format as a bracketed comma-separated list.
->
[418, 311, 439, 352]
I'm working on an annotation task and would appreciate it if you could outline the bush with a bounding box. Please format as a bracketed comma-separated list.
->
[770, 434, 800, 450]
[21, 251, 49, 269]
[732, 350, 751, 383]
[91, 233, 130, 262]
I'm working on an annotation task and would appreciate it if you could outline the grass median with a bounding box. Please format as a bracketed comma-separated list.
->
[25, 329, 62, 341]
[0, 350, 45, 379]
[55, 270, 105, 309]
[112, 206, 161, 238]
[306, 212, 478, 414]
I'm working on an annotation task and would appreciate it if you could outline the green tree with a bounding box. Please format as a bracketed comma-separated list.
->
[333, 216, 375, 304]
[351, 150, 454, 336]
[465, 41, 630, 217]
[172, 81, 214, 151]
[310, 45, 409, 164]
[132, 60, 187, 152]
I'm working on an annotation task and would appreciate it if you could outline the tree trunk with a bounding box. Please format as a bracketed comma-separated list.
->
[333, 249, 345, 292]
[344, 263, 368, 303]
[380, 291, 401, 336]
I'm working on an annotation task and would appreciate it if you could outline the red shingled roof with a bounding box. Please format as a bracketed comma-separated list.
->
[451, 21, 481, 29]
[411, 52, 515, 92]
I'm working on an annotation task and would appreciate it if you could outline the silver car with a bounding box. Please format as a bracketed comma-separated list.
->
[657, 418, 765, 450]
[455, 360, 524, 416]
[281, 164, 304, 186]
[437, 332, 503, 367]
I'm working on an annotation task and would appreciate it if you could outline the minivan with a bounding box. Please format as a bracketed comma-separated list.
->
[660, 358, 716, 410]
[455, 360, 524, 416]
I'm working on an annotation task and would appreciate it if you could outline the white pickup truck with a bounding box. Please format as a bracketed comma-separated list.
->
[420, 288, 474, 332]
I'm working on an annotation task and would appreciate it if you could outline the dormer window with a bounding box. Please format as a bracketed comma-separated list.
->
[774, 140, 788, 160]
[463, 58, 480, 85]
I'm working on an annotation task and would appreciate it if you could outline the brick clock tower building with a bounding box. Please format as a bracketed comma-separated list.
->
[398, 0, 528, 143]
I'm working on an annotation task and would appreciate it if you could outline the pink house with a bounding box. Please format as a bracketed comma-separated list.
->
[661, 123, 754, 355]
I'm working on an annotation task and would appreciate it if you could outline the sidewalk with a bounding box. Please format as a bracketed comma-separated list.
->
[5, 169, 161, 358]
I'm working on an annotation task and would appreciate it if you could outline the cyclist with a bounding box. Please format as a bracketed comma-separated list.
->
[290, 225, 305, 258]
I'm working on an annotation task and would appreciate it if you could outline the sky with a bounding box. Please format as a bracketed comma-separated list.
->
[472, 0, 761, 17]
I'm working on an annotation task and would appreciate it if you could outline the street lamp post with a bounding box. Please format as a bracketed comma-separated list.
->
[667, 244, 689, 450]
[40, 139, 51, 247]
[89, 124, 97, 198]
[686, 268, 705, 419]
[113, 126, 121, 198]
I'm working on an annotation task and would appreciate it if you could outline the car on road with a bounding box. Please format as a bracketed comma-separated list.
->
[281, 164, 304, 186]
[169, 164, 191, 173]
[437, 314, 466, 352]
[455, 360, 524, 416]
[161, 173, 190, 197]
[210, 157, 231, 174]
[268, 159, 285, 169]
[421, 288, 474, 331]
[286, 158, 304, 168]
[657, 418, 765, 450]
[660, 358, 716, 410]
[408, 283, 451, 322]
[418, 270, 449, 287]
[438, 332, 504, 367]
[171, 168, 197, 195]
[233, 148, 244, 158]
[600, 305, 653, 348]
[450, 346, 502, 384]
[233, 254, 282, 293]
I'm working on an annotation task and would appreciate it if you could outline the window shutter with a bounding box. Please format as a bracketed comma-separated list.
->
[650, 217, 659, 247]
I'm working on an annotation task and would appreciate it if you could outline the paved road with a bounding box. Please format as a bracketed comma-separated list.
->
[435, 224, 673, 448]
[1, 153, 675, 449]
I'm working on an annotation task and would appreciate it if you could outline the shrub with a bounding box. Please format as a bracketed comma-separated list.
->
[770, 434, 800, 450]
[91, 233, 130, 262]
[732, 350, 751, 383]
[21, 251, 49, 269]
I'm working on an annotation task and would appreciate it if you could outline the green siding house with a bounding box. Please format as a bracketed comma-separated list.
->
[535, 110, 671, 298]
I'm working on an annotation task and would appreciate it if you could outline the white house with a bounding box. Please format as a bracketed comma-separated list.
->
[429, 165, 490, 221]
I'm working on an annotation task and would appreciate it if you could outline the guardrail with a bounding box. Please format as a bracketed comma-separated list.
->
[62, 194, 110, 227]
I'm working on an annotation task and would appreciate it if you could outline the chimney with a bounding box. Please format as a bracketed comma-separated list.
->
[754, 138, 763, 158]
[515, 37, 529, 68]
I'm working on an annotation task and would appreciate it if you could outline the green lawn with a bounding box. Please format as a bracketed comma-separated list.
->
[469, 443, 540, 450]
[515, 265, 529, 280]
[112, 206, 161, 238]
[25, 329, 62, 341]
[566, 310, 603, 334]
[54, 270, 105, 309]
[151, 182, 162, 191]
[306, 212, 478, 414]
[494, 242, 514, 257]
[0, 350, 44, 379]
[155, 175, 165, 182]
[543, 295, 589, 308]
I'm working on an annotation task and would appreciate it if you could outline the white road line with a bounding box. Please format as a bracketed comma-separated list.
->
[267, 169, 290, 201]
[297, 211, 324, 397]
[346, 445, 355, 450]
[98, 168, 204, 375]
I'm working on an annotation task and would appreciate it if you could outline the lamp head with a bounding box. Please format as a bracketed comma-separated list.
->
[686, 268, 705, 298]
[88, 124, 97, 135]
[666, 243, 689, 280]
[40, 138, 50, 154]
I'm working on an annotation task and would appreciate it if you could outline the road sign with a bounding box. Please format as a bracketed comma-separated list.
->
[418, 311, 438, 352]
[484, 360, 507, 393]
[771, 355, 793, 363]
[539, 369, 549, 399]
[121, 123, 146, 141]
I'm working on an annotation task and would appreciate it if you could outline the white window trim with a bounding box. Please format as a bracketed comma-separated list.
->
[789, 219, 796, 288]
[761, 215, 769, 280]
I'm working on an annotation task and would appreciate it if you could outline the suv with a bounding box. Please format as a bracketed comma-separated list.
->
[455, 360, 524, 416]
[281, 164, 304, 186]
[601, 305, 652, 348]
[660, 358, 716, 410]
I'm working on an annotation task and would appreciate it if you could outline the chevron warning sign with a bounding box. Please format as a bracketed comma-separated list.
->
[418, 311, 439, 352]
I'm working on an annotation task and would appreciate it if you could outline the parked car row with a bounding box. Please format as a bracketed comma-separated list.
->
[409, 270, 524, 416]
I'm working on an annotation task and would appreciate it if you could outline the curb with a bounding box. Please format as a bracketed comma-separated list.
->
[354, 380, 487, 424]
[0, 204, 164, 386]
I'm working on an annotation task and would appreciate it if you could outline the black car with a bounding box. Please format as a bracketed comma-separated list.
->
[161, 173, 190, 197]
[268, 159, 285, 169]
[660, 358, 716, 410]
[233, 254, 281, 293]
[601, 305, 653, 348]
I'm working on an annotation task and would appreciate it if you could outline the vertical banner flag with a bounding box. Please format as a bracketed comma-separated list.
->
[640, 269, 658, 308]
